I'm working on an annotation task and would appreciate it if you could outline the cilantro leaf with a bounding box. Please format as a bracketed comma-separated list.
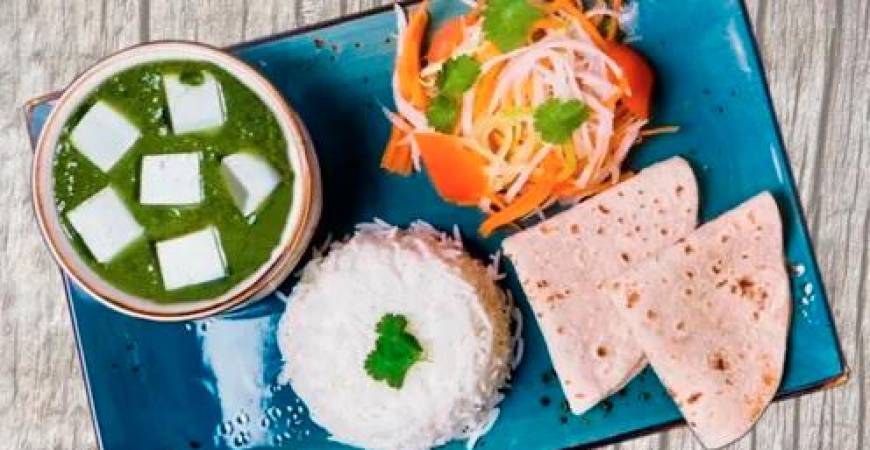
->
[438, 55, 482, 97]
[483, 0, 544, 52]
[533, 98, 590, 144]
[364, 314, 423, 389]
[426, 94, 459, 133]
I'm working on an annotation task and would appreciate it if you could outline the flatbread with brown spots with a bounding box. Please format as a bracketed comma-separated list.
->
[601, 192, 790, 448]
[503, 157, 698, 414]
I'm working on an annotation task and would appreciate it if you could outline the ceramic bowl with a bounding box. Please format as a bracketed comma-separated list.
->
[32, 41, 321, 321]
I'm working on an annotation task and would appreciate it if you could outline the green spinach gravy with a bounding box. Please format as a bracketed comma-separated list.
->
[54, 61, 294, 303]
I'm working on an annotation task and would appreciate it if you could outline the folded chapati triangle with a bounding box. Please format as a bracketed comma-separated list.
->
[601, 192, 790, 448]
[503, 156, 699, 414]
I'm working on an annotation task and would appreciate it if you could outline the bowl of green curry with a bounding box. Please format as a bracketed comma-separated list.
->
[32, 41, 321, 321]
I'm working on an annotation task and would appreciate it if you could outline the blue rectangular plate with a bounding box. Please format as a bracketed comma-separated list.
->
[25, 1, 846, 449]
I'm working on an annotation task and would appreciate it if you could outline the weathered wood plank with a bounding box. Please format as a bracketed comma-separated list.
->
[0, 1, 141, 449]
[801, 0, 870, 446]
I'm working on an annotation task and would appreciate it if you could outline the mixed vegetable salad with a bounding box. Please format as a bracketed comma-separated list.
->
[381, 0, 675, 236]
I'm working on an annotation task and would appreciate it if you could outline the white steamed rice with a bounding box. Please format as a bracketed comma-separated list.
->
[277, 221, 515, 450]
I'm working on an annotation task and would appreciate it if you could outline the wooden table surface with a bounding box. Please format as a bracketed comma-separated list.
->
[0, 1, 866, 449]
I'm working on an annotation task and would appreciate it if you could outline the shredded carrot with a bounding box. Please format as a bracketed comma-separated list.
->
[474, 63, 504, 119]
[398, 1, 430, 110]
[531, 17, 565, 39]
[479, 181, 556, 237]
[553, 180, 600, 198]
[380, 125, 413, 176]
[640, 125, 680, 137]
[486, 192, 508, 210]
[476, 41, 501, 62]
[415, 133, 488, 206]
[546, 0, 607, 48]
[607, 0, 623, 40]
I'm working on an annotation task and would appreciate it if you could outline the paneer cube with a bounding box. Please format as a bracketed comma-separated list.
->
[140, 152, 203, 205]
[66, 186, 144, 263]
[220, 153, 282, 217]
[156, 226, 227, 290]
[163, 71, 226, 134]
[70, 101, 141, 172]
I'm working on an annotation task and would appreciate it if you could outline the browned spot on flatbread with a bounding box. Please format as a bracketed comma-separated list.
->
[646, 309, 657, 320]
[763, 372, 776, 386]
[596, 226, 605, 235]
[557, 326, 565, 335]
[675, 321, 685, 331]
[597, 204, 610, 214]
[596, 346, 608, 357]
[569, 223, 580, 234]
[540, 224, 554, 234]
[536, 280, 549, 288]
[683, 244, 694, 254]
[687, 393, 703, 404]
[617, 217, 625, 224]
[684, 288, 693, 296]
[676, 185, 684, 195]
[747, 396, 765, 421]
[626, 291, 640, 309]
[635, 225, 641, 232]
[716, 279, 727, 288]
[685, 270, 695, 279]
[660, 228, 669, 236]
[709, 352, 730, 371]
[753, 311, 760, 321]
[738, 277, 755, 296]
[620, 253, 631, 263]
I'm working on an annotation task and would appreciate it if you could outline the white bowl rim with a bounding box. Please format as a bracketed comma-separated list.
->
[32, 41, 319, 321]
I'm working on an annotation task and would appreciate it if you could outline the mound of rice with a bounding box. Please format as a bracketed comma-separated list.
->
[277, 221, 515, 450]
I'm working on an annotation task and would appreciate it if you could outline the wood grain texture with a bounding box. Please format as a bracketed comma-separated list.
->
[0, 1, 865, 449]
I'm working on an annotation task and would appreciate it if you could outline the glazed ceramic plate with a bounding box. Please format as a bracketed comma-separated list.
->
[25, 1, 846, 449]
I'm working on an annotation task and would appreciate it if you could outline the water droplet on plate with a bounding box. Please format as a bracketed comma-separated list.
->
[266, 406, 282, 420]
[235, 412, 249, 425]
[219, 421, 234, 435]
